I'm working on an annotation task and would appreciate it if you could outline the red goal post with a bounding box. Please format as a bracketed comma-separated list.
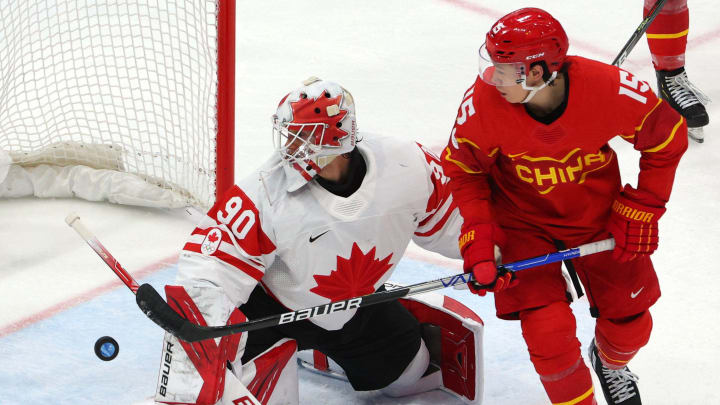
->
[0, 0, 235, 208]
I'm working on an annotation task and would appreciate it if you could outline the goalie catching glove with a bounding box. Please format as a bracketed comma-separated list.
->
[459, 223, 516, 296]
[607, 185, 666, 263]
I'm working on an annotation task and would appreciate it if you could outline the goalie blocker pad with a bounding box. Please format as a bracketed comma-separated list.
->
[298, 282, 484, 404]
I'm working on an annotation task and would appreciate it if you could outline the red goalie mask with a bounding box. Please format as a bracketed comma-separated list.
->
[272, 77, 357, 191]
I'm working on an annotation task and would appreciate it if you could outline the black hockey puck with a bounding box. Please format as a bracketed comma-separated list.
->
[94, 336, 119, 361]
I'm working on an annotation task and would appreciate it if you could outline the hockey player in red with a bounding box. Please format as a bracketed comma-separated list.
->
[441, 8, 687, 405]
[644, 0, 710, 142]
[153, 77, 485, 405]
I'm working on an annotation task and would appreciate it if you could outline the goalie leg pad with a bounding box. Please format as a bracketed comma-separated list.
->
[398, 294, 484, 404]
[240, 284, 421, 391]
[155, 285, 247, 405]
[297, 286, 484, 404]
[219, 369, 261, 405]
[239, 338, 299, 405]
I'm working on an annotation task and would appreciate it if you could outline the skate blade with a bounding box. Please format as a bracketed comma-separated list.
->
[297, 357, 349, 382]
[688, 127, 704, 143]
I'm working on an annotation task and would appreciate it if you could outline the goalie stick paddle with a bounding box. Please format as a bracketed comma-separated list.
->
[612, 0, 667, 67]
[137, 238, 614, 342]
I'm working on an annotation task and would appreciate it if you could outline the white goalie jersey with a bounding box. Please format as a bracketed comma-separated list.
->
[176, 134, 462, 331]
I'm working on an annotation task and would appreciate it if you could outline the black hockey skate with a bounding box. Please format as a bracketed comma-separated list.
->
[588, 339, 641, 404]
[656, 67, 710, 143]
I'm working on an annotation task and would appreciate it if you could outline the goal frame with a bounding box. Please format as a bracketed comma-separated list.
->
[216, 0, 236, 201]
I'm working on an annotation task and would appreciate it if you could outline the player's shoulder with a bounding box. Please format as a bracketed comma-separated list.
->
[360, 132, 410, 157]
[360, 133, 434, 166]
[459, 75, 496, 110]
[566, 55, 655, 106]
[221, 155, 286, 211]
[566, 55, 616, 72]
[447, 76, 506, 150]
[566, 55, 626, 86]
[357, 134, 434, 207]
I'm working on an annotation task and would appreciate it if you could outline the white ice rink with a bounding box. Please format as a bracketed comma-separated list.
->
[1, 0, 718, 404]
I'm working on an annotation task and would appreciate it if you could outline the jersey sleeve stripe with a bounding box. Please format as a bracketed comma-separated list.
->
[634, 99, 663, 132]
[183, 242, 265, 281]
[415, 198, 457, 237]
[217, 241, 265, 271]
[455, 136, 482, 150]
[642, 117, 684, 153]
[444, 147, 485, 174]
[214, 250, 264, 281]
[188, 225, 267, 269]
[418, 189, 451, 228]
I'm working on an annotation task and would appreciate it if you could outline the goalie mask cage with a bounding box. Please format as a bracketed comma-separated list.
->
[0, 0, 235, 208]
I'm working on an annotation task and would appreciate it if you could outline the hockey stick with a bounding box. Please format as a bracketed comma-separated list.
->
[612, 0, 667, 67]
[66, 213, 140, 294]
[65, 213, 263, 404]
[67, 212, 613, 342]
[139, 238, 613, 342]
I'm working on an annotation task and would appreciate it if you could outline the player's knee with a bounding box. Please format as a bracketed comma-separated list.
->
[646, 0, 687, 13]
[595, 310, 652, 366]
[520, 302, 581, 376]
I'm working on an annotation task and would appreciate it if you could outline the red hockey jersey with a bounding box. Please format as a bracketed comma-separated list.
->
[442, 56, 687, 239]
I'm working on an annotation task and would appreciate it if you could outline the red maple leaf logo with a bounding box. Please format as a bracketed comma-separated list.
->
[310, 243, 393, 301]
[288, 94, 348, 147]
[208, 232, 219, 243]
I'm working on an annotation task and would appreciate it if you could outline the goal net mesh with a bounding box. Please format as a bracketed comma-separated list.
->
[0, 1, 223, 207]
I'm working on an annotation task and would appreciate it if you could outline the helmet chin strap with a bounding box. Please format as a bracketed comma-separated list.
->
[519, 71, 558, 103]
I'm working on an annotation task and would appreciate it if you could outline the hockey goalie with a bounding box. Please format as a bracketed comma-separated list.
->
[153, 77, 486, 404]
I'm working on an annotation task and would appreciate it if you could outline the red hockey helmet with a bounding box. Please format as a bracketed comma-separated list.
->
[479, 8, 569, 88]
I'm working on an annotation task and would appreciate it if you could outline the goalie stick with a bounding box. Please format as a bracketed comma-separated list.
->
[67, 211, 614, 342]
[65, 213, 263, 405]
[65, 213, 140, 294]
[612, 0, 667, 67]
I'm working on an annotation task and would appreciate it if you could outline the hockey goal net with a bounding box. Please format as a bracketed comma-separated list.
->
[0, 0, 235, 208]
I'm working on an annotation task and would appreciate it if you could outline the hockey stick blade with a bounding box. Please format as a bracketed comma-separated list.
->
[135, 284, 204, 341]
[68, 215, 262, 403]
[140, 238, 614, 342]
[135, 283, 274, 342]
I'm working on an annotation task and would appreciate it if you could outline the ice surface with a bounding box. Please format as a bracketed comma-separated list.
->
[1, 0, 718, 404]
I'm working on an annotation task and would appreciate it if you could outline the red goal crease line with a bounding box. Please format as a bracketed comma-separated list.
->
[0, 254, 178, 339]
[0, 249, 461, 339]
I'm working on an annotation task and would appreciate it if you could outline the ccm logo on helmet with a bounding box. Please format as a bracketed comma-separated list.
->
[525, 52, 545, 60]
[491, 22, 505, 34]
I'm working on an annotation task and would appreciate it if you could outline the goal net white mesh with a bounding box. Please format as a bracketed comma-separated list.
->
[0, 1, 226, 208]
